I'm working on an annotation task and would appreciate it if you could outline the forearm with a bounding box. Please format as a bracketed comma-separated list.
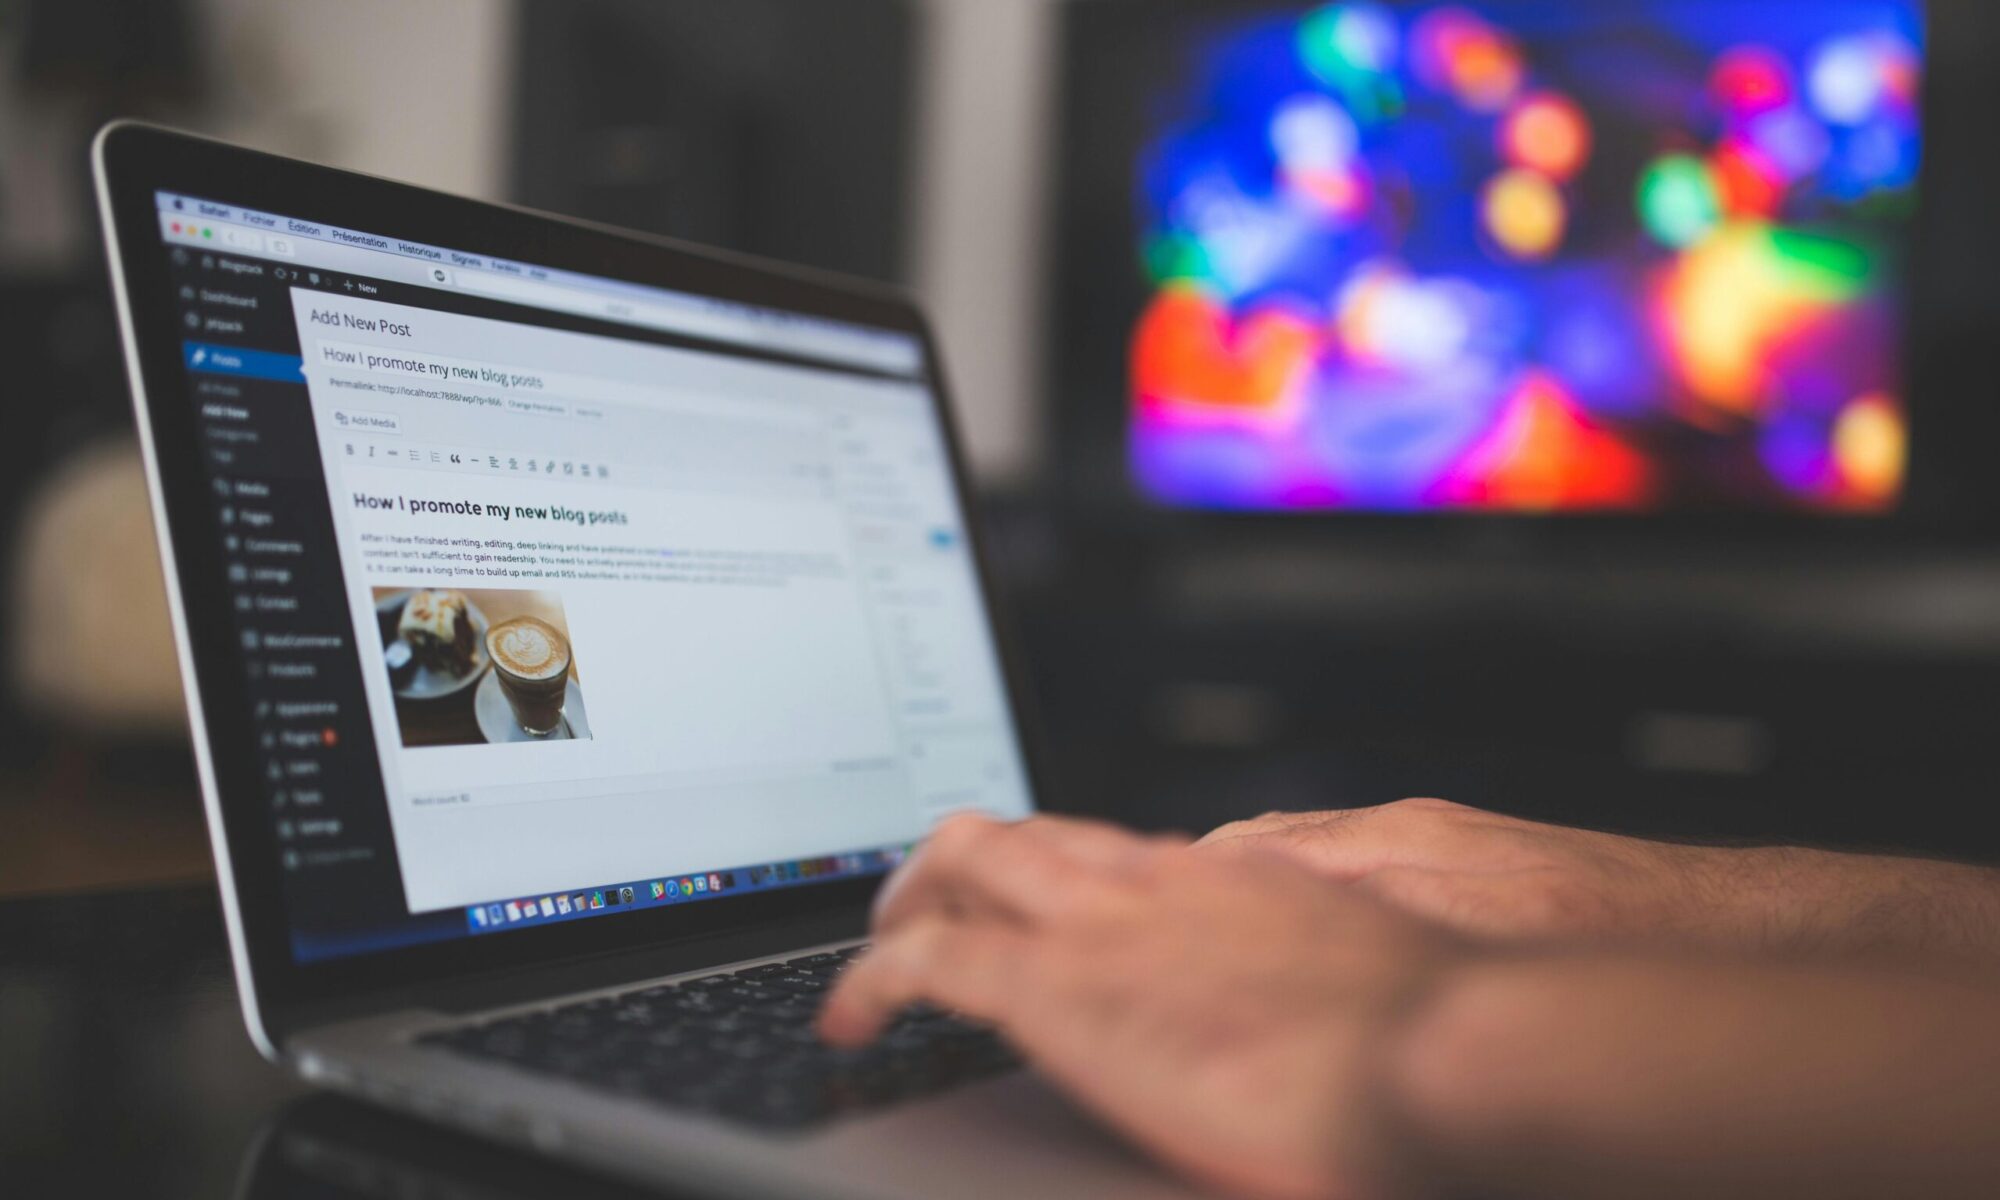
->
[1373, 951, 2000, 1200]
[1695, 845, 2000, 964]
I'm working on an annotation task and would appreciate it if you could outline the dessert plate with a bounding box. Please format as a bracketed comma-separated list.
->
[375, 590, 490, 700]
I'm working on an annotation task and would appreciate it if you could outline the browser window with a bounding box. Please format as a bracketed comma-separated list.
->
[151, 192, 1032, 961]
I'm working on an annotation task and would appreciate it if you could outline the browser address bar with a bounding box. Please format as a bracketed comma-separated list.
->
[451, 271, 917, 376]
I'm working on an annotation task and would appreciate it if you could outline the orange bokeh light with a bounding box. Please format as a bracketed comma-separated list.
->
[1711, 141, 1786, 217]
[1132, 287, 1319, 426]
[1833, 393, 1906, 505]
[1500, 93, 1592, 181]
[1448, 371, 1655, 509]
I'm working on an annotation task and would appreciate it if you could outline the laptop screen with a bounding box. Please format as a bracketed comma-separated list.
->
[145, 190, 1033, 964]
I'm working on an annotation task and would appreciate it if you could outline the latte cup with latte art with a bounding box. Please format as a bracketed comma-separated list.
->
[485, 616, 572, 736]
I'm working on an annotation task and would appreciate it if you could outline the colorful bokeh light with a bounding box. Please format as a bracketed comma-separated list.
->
[1638, 155, 1723, 249]
[1133, 1, 1922, 513]
[1412, 7, 1526, 113]
[1483, 168, 1567, 260]
[1499, 92, 1592, 181]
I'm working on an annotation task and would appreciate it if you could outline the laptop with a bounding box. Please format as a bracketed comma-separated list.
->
[94, 122, 1194, 1199]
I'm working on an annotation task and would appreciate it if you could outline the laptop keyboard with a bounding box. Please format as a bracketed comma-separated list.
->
[416, 946, 1020, 1130]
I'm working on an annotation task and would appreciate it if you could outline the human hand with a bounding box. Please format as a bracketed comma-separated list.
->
[1198, 799, 1727, 948]
[1197, 798, 2000, 963]
[818, 813, 1467, 1199]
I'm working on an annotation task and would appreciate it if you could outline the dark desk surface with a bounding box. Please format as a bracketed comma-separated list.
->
[0, 884, 693, 1199]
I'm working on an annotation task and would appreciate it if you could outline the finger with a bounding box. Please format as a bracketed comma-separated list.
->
[818, 915, 1045, 1046]
[872, 814, 1163, 934]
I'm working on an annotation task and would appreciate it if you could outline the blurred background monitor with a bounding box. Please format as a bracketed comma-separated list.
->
[1047, 0, 2000, 538]
[510, 0, 915, 284]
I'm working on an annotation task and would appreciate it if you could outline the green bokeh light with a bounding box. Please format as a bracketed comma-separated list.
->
[1637, 155, 1722, 248]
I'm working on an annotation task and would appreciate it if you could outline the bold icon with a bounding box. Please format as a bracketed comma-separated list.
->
[556, 894, 571, 914]
[693, 876, 707, 894]
[590, 891, 605, 909]
[680, 878, 693, 896]
[487, 904, 504, 925]
[708, 873, 721, 892]
[505, 901, 522, 922]
[619, 886, 635, 905]
[471, 906, 487, 927]
[650, 881, 666, 899]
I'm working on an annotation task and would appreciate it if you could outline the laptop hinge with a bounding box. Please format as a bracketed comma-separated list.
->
[273, 908, 869, 1047]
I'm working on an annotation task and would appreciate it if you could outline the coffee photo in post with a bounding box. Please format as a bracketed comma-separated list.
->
[372, 587, 592, 747]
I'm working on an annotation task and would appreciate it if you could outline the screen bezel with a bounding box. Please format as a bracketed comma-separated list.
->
[95, 122, 1046, 1040]
[1044, 0, 2000, 548]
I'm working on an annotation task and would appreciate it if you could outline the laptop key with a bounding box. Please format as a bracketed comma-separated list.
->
[783, 952, 846, 969]
[733, 963, 792, 980]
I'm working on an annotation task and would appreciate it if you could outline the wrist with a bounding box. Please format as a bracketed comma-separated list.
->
[1700, 845, 2000, 963]
[1365, 953, 1557, 1197]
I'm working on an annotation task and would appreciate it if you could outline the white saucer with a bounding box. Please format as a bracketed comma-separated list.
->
[474, 671, 592, 743]
[378, 592, 490, 700]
